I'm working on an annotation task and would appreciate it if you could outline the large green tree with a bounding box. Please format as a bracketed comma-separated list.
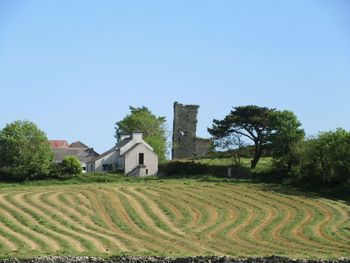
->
[115, 106, 167, 162]
[0, 120, 54, 180]
[208, 105, 275, 168]
[208, 106, 304, 169]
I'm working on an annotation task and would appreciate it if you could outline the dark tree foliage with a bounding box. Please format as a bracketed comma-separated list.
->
[269, 110, 305, 171]
[0, 120, 53, 180]
[208, 105, 275, 168]
[296, 129, 350, 186]
[115, 106, 167, 162]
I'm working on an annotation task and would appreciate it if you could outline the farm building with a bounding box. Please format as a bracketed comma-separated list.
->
[49, 140, 99, 172]
[86, 131, 158, 176]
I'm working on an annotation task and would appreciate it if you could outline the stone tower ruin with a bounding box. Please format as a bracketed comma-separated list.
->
[172, 102, 212, 159]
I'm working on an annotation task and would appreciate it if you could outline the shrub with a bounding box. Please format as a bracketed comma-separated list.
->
[294, 128, 350, 186]
[60, 156, 82, 178]
[158, 161, 249, 178]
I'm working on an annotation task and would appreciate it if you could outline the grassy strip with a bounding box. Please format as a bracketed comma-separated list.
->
[253, 190, 344, 255]
[116, 188, 185, 255]
[45, 191, 115, 251]
[38, 191, 98, 252]
[88, 190, 140, 251]
[57, 191, 131, 250]
[312, 198, 350, 243]
[126, 187, 202, 253]
[222, 187, 312, 256]
[0, 196, 51, 251]
[0, 218, 28, 250]
[154, 187, 193, 229]
[6, 192, 72, 251]
[127, 187, 182, 237]
[137, 187, 178, 223]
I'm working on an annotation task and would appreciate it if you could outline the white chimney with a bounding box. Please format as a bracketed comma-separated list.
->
[132, 131, 143, 143]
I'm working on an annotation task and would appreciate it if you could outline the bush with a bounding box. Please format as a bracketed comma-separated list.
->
[158, 161, 250, 178]
[60, 156, 82, 178]
[293, 128, 350, 186]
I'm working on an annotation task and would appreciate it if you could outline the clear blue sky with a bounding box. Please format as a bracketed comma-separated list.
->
[1, 1, 349, 154]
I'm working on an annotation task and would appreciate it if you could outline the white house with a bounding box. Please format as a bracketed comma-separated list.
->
[86, 132, 158, 176]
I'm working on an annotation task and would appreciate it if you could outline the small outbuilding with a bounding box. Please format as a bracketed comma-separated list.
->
[86, 132, 158, 176]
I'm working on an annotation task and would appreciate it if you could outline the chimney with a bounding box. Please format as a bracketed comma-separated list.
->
[132, 131, 143, 143]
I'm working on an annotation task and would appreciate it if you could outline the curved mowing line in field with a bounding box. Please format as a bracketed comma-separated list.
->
[55, 191, 129, 252]
[0, 183, 349, 258]
[114, 188, 191, 254]
[152, 187, 196, 228]
[184, 186, 268, 254]
[115, 187, 201, 254]
[242, 189, 331, 252]
[221, 188, 339, 256]
[309, 197, 350, 243]
[198, 188, 282, 253]
[65, 191, 135, 250]
[0, 193, 55, 251]
[133, 187, 218, 255]
[84, 189, 148, 252]
[248, 189, 350, 253]
[226, 189, 309, 254]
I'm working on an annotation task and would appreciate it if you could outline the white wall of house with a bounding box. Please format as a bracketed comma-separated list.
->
[91, 151, 117, 172]
[80, 162, 87, 173]
[87, 132, 158, 176]
[124, 143, 158, 176]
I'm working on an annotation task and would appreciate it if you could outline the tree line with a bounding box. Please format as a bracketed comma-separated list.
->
[0, 105, 349, 188]
[208, 105, 350, 187]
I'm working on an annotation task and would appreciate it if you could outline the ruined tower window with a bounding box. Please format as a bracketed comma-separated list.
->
[178, 137, 181, 143]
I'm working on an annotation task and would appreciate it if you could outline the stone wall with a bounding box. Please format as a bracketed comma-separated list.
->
[195, 138, 212, 157]
[1, 256, 349, 263]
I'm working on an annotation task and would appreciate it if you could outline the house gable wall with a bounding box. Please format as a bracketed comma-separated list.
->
[124, 143, 158, 176]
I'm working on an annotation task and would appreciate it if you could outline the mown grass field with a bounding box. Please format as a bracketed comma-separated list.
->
[0, 178, 349, 259]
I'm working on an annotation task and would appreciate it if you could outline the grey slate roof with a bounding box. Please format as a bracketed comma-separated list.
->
[88, 147, 115, 162]
[115, 137, 132, 148]
[52, 148, 99, 163]
[88, 137, 133, 162]
[69, 141, 89, 148]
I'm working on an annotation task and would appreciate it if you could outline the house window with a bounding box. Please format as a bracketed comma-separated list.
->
[146, 169, 148, 175]
[82, 167, 86, 171]
[90, 164, 93, 171]
[102, 164, 113, 171]
[139, 153, 144, 165]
